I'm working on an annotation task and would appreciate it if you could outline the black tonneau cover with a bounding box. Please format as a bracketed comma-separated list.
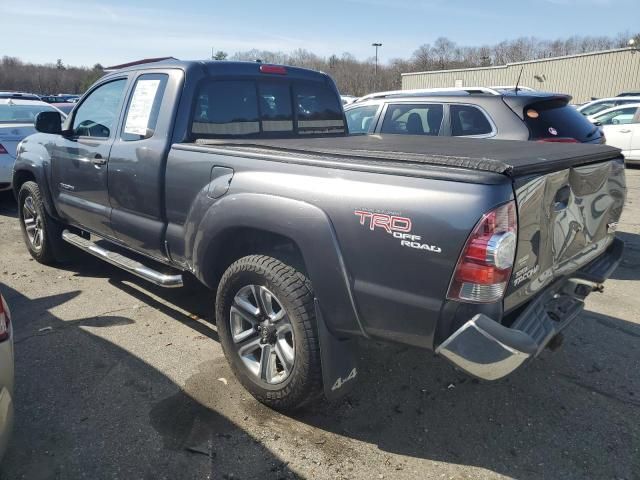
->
[193, 135, 621, 177]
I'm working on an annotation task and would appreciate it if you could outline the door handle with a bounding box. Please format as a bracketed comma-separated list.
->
[619, 129, 631, 133]
[92, 154, 107, 166]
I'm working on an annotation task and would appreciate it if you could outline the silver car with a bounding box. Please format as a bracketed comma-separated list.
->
[0, 99, 66, 192]
[0, 292, 14, 461]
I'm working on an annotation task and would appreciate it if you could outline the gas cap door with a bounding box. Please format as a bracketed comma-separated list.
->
[207, 166, 234, 199]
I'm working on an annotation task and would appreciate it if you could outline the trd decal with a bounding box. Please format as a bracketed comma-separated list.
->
[354, 210, 441, 253]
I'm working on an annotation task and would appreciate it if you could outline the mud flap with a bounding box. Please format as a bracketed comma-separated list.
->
[315, 299, 359, 401]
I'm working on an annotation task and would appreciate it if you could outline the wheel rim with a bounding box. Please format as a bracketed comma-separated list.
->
[230, 284, 295, 385]
[22, 196, 43, 251]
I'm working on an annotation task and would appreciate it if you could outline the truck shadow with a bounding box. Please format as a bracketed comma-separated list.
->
[609, 231, 640, 280]
[0, 191, 17, 219]
[4, 238, 638, 479]
[287, 309, 640, 479]
[0, 283, 299, 480]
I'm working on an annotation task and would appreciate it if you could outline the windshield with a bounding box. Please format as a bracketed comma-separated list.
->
[0, 103, 59, 124]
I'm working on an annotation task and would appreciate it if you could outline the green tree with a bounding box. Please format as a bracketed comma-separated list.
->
[213, 51, 228, 60]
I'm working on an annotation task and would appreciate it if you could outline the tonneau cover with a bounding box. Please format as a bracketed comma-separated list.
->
[193, 135, 621, 177]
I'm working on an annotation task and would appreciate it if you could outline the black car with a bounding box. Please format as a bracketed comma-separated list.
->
[345, 87, 604, 144]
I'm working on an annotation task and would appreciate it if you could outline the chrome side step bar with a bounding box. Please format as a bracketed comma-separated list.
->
[62, 230, 183, 288]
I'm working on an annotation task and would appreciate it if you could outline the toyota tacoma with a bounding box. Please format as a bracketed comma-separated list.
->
[12, 60, 626, 410]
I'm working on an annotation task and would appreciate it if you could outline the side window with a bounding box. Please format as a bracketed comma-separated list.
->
[380, 104, 443, 135]
[597, 107, 638, 126]
[72, 79, 127, 138]
[450, 105, 493, 136]
[345, 104, 380, 133]
[122, 73, 168, 141]
[192, 80, 259, 136]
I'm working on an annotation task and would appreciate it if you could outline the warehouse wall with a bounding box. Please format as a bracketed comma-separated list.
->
[401, 48, 640, 104]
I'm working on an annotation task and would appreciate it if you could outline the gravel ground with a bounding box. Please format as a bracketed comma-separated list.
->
[0, 170, 638, 480]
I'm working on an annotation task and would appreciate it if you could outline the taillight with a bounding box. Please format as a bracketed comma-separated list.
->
[536, 137, 579, 143]
[447, 201, 517, 303]
[0, 143, 8, 154]
[259, 65, 287, 75]
[0, 294, 10, 342]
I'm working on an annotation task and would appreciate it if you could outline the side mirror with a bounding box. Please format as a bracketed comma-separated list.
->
[594, 121, 602, 126]
[35, 111, 62, 134]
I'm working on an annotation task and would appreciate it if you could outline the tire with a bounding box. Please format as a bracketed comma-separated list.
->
[18, 181, 68, 265]
[216, 255, 322, 411]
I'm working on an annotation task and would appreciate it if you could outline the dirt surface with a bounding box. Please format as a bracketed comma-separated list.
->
[0, 170, 639, 480]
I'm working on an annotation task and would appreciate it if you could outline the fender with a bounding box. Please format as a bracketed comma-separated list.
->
[189, 192, 367, 338]
[12, 136, 60, 220]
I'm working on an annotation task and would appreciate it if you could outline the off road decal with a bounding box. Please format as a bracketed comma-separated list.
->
[354, 210, 441, 254]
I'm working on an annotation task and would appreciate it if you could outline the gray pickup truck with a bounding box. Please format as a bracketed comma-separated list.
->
[12, 60, 626, 410]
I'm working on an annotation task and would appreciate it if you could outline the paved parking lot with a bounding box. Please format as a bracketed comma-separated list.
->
[0, 170, 639, 480]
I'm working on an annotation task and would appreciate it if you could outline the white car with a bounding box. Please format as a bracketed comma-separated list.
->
[577, 96, 640, 117]
[0, 292, 14, 462]
[590, 103, 640, 164]
[0, 99, 66, 191]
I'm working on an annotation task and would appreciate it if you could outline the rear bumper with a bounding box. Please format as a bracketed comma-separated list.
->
[436, 238, 624, 381]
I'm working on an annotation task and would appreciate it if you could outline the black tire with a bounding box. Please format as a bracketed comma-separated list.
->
[18, 181, 68, 265]
[216, 255, 322, 411]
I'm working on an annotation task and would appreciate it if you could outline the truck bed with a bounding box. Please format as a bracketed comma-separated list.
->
[190, 134, 621, 178]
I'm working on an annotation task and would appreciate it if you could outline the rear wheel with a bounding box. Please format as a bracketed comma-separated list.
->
[216, 255, 322, 410]
[18, 181, 68, 265]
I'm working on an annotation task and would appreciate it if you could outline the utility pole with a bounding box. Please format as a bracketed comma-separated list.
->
[211, 47, 214, 60]
[371, 42, 382, 91]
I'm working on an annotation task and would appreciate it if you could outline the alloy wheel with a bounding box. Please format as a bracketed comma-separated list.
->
[230, 284, 295, 385]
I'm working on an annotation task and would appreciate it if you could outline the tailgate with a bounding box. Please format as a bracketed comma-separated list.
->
[504, 158, 626, 312]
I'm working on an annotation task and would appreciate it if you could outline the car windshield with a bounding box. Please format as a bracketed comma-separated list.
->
[0, 103, 59, 124]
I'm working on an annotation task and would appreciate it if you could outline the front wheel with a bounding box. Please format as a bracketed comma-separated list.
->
[216, 255, 322, 411]
[18, 181, 67, 265]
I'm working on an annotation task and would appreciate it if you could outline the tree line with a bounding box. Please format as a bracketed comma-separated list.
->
[1, 32, 638, 97]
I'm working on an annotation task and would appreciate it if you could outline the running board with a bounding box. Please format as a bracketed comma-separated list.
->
[61, 230, 183, 288]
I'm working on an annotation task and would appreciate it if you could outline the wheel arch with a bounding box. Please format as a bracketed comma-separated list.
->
[190, 193, 365, 337]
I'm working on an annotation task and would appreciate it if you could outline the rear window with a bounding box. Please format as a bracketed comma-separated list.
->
[524, 99, 599, 142]
[191, 79, 344, 138]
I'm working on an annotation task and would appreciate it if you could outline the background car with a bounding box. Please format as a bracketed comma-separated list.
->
[344, 87, 603, 143]
[0, 99, 66, 191]
[0, 92, 41, 101]
[590, 103, 640, 164]
[0, 292, 14, 462]
[577, 96, 640, 117]
[341, 95, 357, 105]
[617, 91, 640, 97]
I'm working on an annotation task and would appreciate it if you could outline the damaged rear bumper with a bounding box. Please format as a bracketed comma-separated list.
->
[435, 238, 623, 381]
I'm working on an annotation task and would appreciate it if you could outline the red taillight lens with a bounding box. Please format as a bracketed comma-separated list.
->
[0, 294, 10, 342]
[259, 65, 287, 75]
[0, 143, 8, 155]
[536, 137, 579, 143]
[447, 201, 517, 303]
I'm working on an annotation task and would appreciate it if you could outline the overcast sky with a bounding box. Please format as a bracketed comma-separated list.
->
[4, 0, 639, 67]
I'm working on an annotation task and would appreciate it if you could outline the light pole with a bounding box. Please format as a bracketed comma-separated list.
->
[372, 42, 382, 90]
[372, 42, 382, 76]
